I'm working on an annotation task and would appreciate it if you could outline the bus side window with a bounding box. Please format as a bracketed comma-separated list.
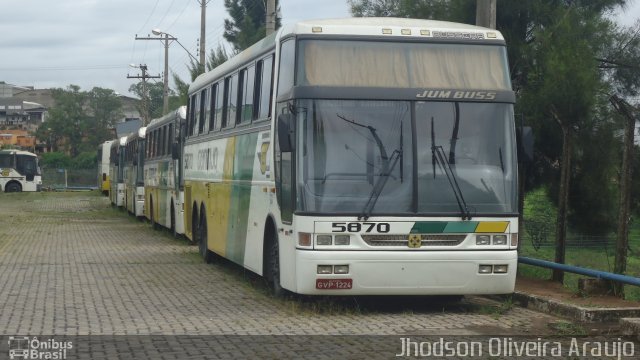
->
[277, 40, 296, 99]
[227, 73, 239, 128]
[214, 81, 224, 131]
[209, 83, 217, 131]
[241, 65, 256, 123]
[258, 55, 274, 119]
[199, 88, 207, 134]
[187, 95, 197, 136]
[221, 77, 230, 129]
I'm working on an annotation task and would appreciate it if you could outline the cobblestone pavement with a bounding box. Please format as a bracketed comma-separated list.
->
[0, 192, 607, 358]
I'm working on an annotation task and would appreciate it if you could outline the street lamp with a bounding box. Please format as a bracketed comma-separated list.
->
[150, 29, 200, 115]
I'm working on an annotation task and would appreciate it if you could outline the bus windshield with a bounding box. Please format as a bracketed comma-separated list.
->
[296, 99, 517, 216]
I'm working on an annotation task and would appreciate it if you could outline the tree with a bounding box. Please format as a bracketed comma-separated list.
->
[44, 85, 123, 157]
[349, 0, 472, 21]
[46, 85, 88, 157]
[599, 20, 640, 297]
[173, 44, 230, 105]
[223, 0, 281, 52]
[128, 81, 171, 120]
[84, 87, 122, 153]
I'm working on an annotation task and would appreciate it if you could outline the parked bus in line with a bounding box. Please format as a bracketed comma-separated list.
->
[0, 149, 42, 192]
[97, 140, 114, 196]
[184, 18, 521, 296]
[144, 106, 187, 236]
[123, 127, 146, 217]
[109, 136, 127, 207]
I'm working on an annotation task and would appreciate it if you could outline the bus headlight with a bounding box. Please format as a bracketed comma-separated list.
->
[334, 265, 349, 274]
[316, 235, 332, 246]
[493, 265, 509, 274]
[317, 265, 333, 274]
[334, 235, 350, 246]
[476, 235, 490, 245]
[493, 235, 507, 245]
[478, 265, 493, 274]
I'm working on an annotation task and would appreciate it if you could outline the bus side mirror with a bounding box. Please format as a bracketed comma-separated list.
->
[277, 114, 295, 153]
[517, 126, 534, 164]
[172, 143, 179, 160]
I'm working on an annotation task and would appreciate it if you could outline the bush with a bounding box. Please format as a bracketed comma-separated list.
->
[40, 151, 97, 169]
[40, 152, 71, 169]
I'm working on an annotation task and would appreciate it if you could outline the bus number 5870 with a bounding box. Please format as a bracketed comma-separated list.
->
[332, 222, 390, 233]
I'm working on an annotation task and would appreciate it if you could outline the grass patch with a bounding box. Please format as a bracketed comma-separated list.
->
[474, 297, 514, 319]
[520, 187, 640, 301]
[547, 321, 587, 336]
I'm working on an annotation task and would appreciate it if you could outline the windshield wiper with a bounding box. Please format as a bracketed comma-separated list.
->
[431, 117, 472, 220]
[336, 114, 402, 220]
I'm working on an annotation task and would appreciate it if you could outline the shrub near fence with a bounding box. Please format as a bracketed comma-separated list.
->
[41, 167, 98, 190]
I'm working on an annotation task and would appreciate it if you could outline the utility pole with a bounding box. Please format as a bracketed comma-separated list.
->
[127, 64, 160, 125]
[266, 0, 276, 35]
[476, 0, 496, 29]
[198, 0, 210, 71]
[136, 33, 177, 115]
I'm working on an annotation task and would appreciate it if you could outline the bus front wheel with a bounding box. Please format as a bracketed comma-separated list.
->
[267, 232, 285, 297]
[5, 182, 21, 193]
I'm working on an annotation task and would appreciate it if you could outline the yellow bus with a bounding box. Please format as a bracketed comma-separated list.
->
[97, 140, 114, 195]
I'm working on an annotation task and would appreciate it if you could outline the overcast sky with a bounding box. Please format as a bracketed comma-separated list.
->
[0, 0, 637, 98]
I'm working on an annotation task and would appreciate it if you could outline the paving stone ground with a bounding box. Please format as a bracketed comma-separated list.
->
[0, 191, 616, 358]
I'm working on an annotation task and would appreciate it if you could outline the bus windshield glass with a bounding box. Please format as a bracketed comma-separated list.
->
[296, 99, 517, 216]
[297, 40, 511, 90]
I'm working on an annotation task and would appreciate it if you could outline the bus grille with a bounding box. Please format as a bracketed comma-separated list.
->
[361, 234, 467, 247]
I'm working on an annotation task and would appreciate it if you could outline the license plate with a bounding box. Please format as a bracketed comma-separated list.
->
[316, 279, 352, 290]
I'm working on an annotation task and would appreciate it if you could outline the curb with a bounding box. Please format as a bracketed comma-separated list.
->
[510, 291, 640, 323]
[621, 318, 640, 340]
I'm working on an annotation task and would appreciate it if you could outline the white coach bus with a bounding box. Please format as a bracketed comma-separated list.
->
[185, 18, 519, 296]
[123, 127, 146, 217]
[0, 149, 41, 192]
[109, 136, 127, 207]
[144, 107, 187, 236]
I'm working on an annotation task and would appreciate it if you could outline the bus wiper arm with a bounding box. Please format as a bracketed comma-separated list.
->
[336, 114, 399, 220]
[431, 118, 472, 220]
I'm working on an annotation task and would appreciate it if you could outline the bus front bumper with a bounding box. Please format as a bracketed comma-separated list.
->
[294, 250, 517, 295]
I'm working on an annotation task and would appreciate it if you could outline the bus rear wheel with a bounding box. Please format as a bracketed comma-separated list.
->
[198, 209, 214, 263]
[5, 182, 21, 193]
[150, 198, 159, 230]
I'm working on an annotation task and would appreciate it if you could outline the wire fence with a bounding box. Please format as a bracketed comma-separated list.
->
[41, 167, 98, 190]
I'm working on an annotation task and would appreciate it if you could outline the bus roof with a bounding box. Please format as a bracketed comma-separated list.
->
[0, 149, 37, 157]
[146, 106, 187, 130]
[280, 17, 503, 39]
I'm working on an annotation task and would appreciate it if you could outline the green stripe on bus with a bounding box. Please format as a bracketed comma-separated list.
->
[225, 132, 259, 264]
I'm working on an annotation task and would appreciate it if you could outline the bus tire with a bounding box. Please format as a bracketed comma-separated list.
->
[150, 197, 159, 230]
[267, 231, 285, 297]
[191, 204, 199, 245]
[199, 207, 214, 263]
[5, 182, 21, 193]
[170, 202, 178, 239]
